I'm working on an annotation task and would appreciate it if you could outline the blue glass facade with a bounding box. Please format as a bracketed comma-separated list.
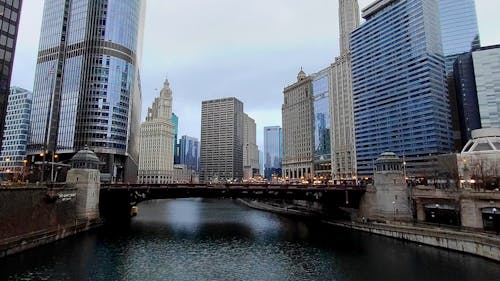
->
[352, 0, 453, 177]
[439, 0, 480, 73]
[0, 86, 31, 176]
[28, 0, 145, 182]
[312, 68, 331, 176]
[179, 135, 199, 172]
[263, 126, 282, 179]
[172, 113, 179, 164]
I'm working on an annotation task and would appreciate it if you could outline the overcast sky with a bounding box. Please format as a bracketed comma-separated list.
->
[11, 0, 500, 149]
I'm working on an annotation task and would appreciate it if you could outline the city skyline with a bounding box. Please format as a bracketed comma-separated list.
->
[1, 1, 500, 278]
[9, 0, 500, 149]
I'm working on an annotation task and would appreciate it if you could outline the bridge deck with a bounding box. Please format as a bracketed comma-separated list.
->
[99, 183, 367, 220]
[101, 183, 366, 191]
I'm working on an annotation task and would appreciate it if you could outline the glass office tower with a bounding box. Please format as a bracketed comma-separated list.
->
[0, 86, 31, 177]
[172, 113, 179, 164]
[439, 0, 480, 149]
[453, 53, 480, 144]
[0, 0, 22, 152]
[179, 135, 199, 172]
[453, 45, 500, 143]
[439, 0, 480, 73]
[472, 46, 500, 129]
[263, 126, 282, 180]
[351, 0, 453, 177]
[312, 68, 331, 178]
[28, 0, 146, 182]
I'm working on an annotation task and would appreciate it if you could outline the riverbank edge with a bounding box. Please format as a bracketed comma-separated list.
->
[236, 198, 319, 217]
[237, 199, 500, 262]
[0, 219, 103, 258]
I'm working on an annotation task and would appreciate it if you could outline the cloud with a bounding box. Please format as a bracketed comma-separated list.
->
[10, 0, 500, 151]
[141, 0, 341, 147]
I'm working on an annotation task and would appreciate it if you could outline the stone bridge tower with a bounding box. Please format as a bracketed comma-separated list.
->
[360, 152, 412, 221]
[372, 152, 412, 221]
[66, 146, 101, 221]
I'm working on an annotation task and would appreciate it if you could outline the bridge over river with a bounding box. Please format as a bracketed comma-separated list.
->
[99, 183, 366, 220]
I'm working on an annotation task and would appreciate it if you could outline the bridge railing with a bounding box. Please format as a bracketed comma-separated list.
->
[100, 182, 366, 191]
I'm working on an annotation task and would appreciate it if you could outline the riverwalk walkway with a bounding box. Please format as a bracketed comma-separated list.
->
[239, 199, 500, 262]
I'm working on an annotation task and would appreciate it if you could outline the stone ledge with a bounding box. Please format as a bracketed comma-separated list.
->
[0, 219, 102, 258]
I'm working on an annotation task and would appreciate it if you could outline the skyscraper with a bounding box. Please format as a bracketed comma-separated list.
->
[263, 126, 282, 180]
[351, 0, 453, 177]
[471, 46, 500, 128]
[439, 0, 480, 149]
[179, 135, 199, 172]
[329, 0, 360, 179]
[27, 0, 146, 182]
[338, 0, 360, 55]
[172, 112, 179, 164]
[200, 97, 244, 182]
[312, 68, 331, 179]
[243, 113, 259, 179]
[259, 149, 264, 177]
[439, 0, 480, 73]
[0, 86, 31, 177]
[0, 0, 23, 152]
[282, 69, 314, 180]
[138, 79, 175, 184]
[453, 52, 481, 144]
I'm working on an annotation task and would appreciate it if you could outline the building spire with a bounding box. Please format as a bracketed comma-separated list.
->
[161, 77, 172, 98]
[297, 67, 307, 81]
[339, 0, 360, 54]
[146, 79, 173, 122]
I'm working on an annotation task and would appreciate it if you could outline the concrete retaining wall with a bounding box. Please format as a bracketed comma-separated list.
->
[0, 187, 77, 241]
[0, 219, 101, 258]
[327, 221, 500, 262]
[0, 187, 101, 258]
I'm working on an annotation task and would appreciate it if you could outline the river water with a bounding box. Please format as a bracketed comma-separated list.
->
[1, 198, 499, 281]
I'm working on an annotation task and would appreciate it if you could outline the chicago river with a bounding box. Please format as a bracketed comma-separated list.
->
[1, 199, 499, 281]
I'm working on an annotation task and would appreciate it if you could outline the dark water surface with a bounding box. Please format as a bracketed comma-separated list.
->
[1, 199, 499, 281]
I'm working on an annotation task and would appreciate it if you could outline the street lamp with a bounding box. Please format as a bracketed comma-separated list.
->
[5, 158, 10, 179]
[51, 154, 58, 182]
[493, 207, 498, 235]
[392, 201, 396, 221]
[435, 204, 440, 227]
[403, 160, 407, 180]
[40, 152, 46, 182]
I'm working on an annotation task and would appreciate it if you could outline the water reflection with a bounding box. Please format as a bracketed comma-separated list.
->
[0, 198, 499, 281]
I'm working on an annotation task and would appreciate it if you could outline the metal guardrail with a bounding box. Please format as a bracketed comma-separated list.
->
[100, 183, 367, 191]
[0, 182, 76, 190]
